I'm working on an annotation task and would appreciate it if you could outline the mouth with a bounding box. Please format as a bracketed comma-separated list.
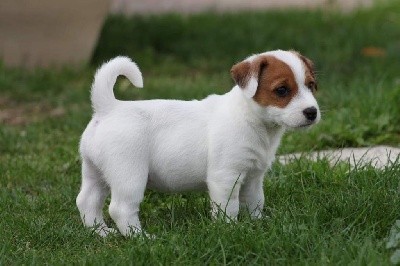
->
[295, 122, 315, 128]
[281, 122, 315, 130]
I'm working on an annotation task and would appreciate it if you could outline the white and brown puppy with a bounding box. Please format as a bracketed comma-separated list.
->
[77, 50, 320, 236]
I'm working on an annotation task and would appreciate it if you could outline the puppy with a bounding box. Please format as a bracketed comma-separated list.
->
[76, 50, 320, 236]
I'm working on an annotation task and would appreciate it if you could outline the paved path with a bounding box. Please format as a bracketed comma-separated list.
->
[279, 146, 400, 169]
[111, 0, 374, 14]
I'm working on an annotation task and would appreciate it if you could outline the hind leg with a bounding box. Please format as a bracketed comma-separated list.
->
[76, 160, 115, 236]
[106, 160, 148, 237]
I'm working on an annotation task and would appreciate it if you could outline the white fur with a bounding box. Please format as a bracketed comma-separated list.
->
[242, 77, 258, 98]
[91, 56, 143, 115]
[76, 51, 320, 236]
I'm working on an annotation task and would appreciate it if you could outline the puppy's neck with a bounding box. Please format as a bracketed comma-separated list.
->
[230, 86, 286, 132]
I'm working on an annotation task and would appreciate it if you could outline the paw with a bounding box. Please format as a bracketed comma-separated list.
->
[129, 231, 156, 239]
[121, 227, 155, 239]
[94, 226, 118, 237]
[125, 229, 151, 238]
[141, 232, 156, 240]
[249, 210, 263, 219]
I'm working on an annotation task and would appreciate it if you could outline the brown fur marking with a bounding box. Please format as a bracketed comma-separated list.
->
[253, 55, 299, 108]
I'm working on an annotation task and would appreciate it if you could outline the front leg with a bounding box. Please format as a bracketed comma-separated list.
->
[239, 172, 265, 219]
[207, 170, 244, 221]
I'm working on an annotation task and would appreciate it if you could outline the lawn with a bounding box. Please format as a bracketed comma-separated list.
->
[1, 2, 400, 264]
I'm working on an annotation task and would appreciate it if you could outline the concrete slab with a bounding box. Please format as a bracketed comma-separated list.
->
[278, 146, 400, 169]
[111, 0, 374, 15]
[0, 0, 110, 68]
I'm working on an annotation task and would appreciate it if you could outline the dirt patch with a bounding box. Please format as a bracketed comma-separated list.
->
[0, 96, 66, 126]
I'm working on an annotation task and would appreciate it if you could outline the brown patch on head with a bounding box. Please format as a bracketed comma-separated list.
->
[291, 50, 318, 93]
[253, 55, 299, 108]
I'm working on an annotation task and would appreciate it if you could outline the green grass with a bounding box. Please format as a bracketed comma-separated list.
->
[1, 2, 400, 264]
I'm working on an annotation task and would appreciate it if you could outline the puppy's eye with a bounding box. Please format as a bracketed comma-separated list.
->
[275, 86, 290, 97]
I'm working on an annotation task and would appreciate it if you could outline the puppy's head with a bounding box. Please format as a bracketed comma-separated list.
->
[231, 50, 320, 128]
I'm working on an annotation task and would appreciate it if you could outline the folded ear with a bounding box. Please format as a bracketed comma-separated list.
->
[299, 55, 315, 77]
[231, 59, 266, 98]
[293, 51, 318, 91]
[291, 50, 316, 78]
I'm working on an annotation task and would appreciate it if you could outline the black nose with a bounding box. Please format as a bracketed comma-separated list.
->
[303, 107, 318, 121]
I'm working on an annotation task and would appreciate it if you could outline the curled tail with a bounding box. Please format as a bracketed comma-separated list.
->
[91, 56, 143, 115]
